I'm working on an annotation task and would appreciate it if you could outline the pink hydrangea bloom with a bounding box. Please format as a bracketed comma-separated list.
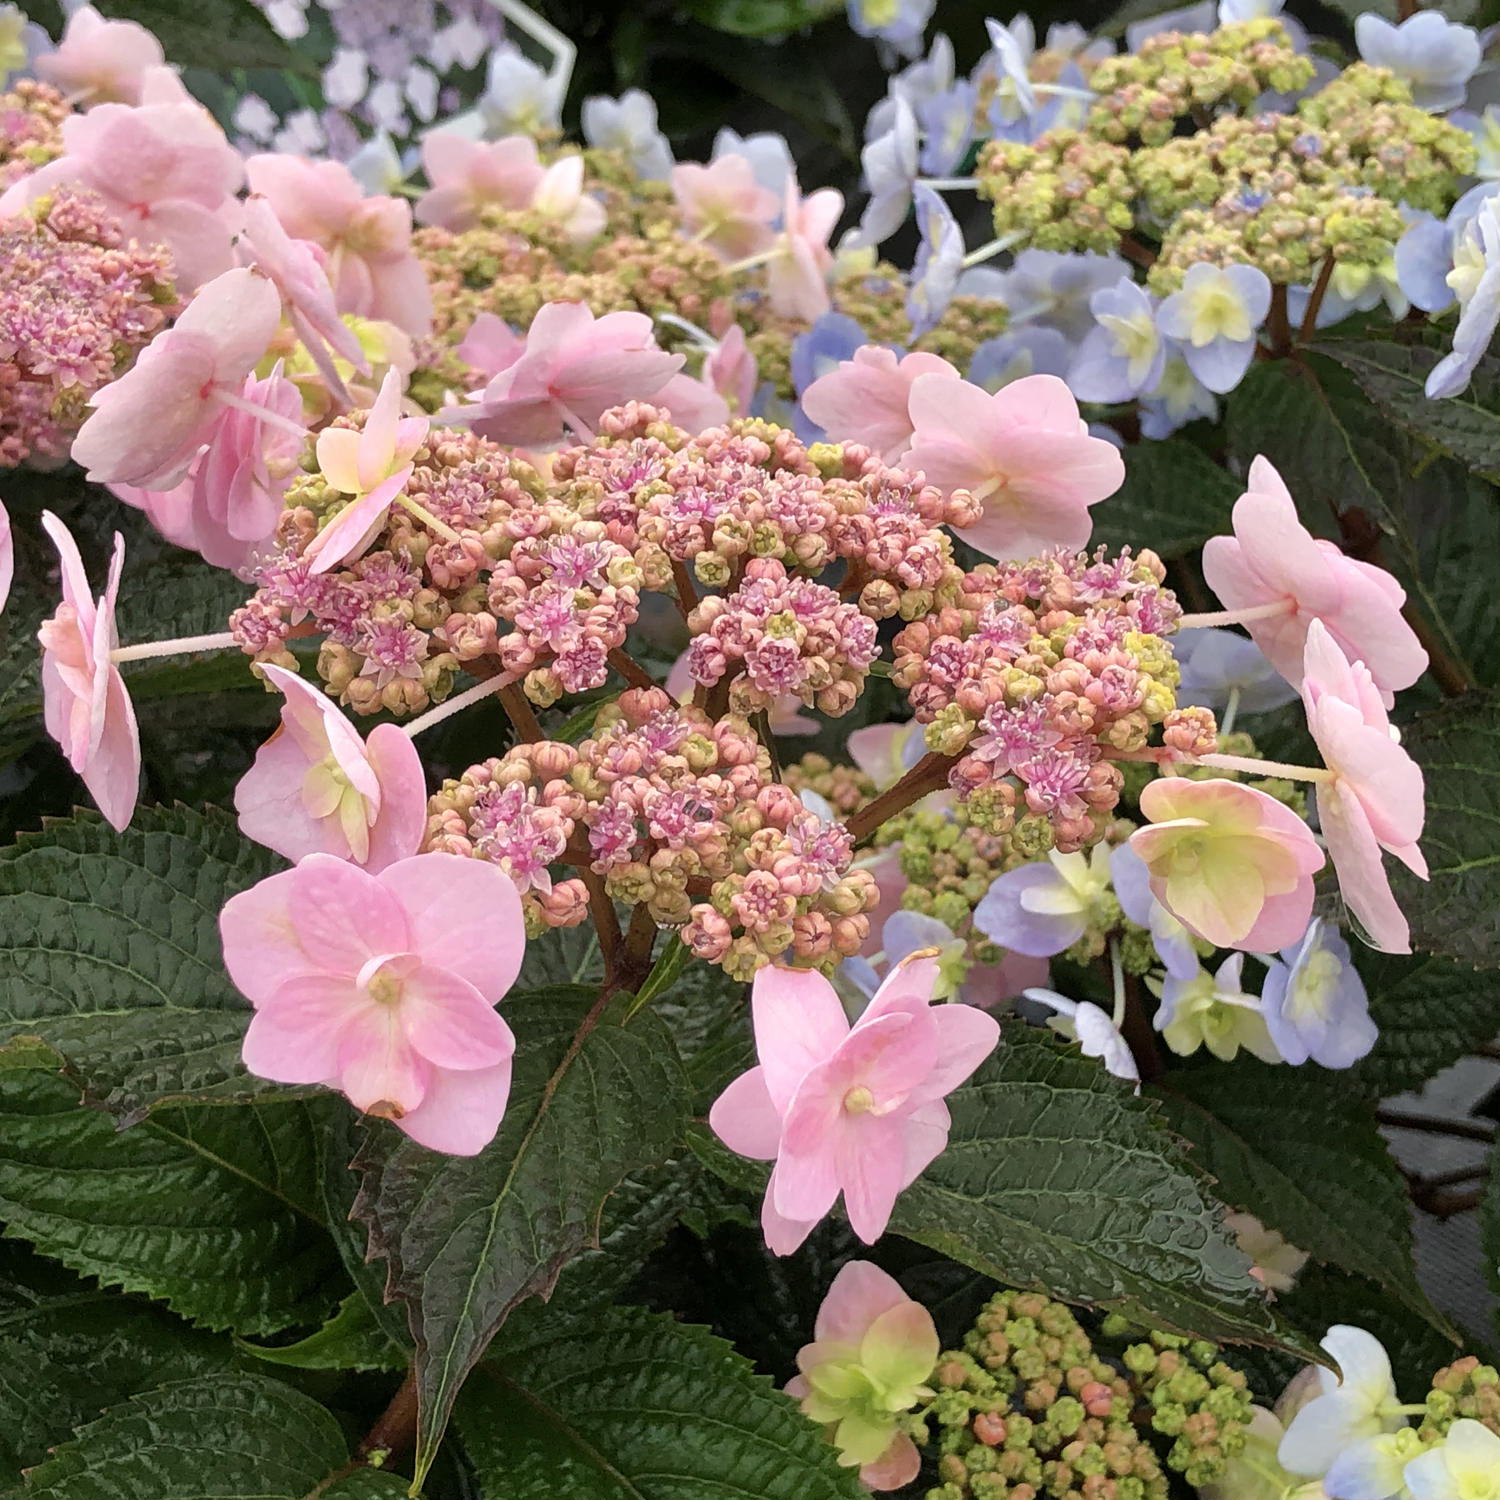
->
[765, 178, 844, 320]
[70, 266, 283, 489]
[1130, 777, 1325, 951]
[34, 4, 166, 105]
[785, 1261, 937, 1491]
[708, 953, 999, 1254]
[0, 498, 11, 615]
[1301, 620, 1427, 953]
[671, 153, 780, 261]
[220, 852, 526, 1155]
[665, 647, 816, 734]
[801, 345, 960, 464]
[0, 99, 244, 291]
[654, 372, 730, 434]
[442, 301, 683, 449]
[236, 664, 427, 870]
[904, 373, 1126, 560]
[528, 154, 608, 244]
[36, 511, 139, 831]
[245, 154, 432, 338]
[456, 312, 525, 381]
[1201, 457, 1427, 704]
[703, 323, 757, 416]
[415, 132, 547, 231]
[305, 368, 430, 573]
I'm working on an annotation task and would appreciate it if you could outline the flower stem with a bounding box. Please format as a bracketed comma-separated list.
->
[1219, 686, 1240, 738]
[1193, 751, 1333, 783]
[670, 557, 700, 620]
[1297, 257, 1336, 346]
[402, 669, 517, 737]
[608, 648, 659, 693]
[110, 630, 241, 664]
[497, 681, 545, 743]
[961, 231, 1027, 269]
[1268, 282, 1291, 358]
[217, 388, 310, 442]
[1109, 939, 1126, 1030]
[846, 751, 953, 844]
[355, 1368, 418, 1467]
[721, 247, 778, 276]
[579, 864, 623, 981]
[916, 176, 979, 191]
[395, 492, 464, 545]
[1175, 600, 1294, 629]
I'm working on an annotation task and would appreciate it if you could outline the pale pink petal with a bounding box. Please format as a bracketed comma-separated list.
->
[762, 1167, 820, 1256]
[84, 666, 140, 832]
[377, 853, 526, 1005]
[304, 467, 410, 573]
[771, 1135, 842, 1225]
[336, 1006, 429, 1115]
[290, 855, 409, 975]
[400, 963, 516, 1070]
[751, 964, 850, 1115]
[315, 427, 365, 495]
[837, 1112, 907, 1244]
[860, 1432, 921, 1491]
[0, 499, 11, 615]
[709, 1066, 783, 1159]
[364, 725, 428, 872]
[896, 1097, 951, 1189]
[912, 1003, 1001, 1102]
[812, 1259, 910, 1345]
[219, 867, 322, 1006]
[1318, 781, 1410, 953]
[654, 373, 730, 434]
[396, 1058, 513, 1155]
[241, 974, 355, 1083]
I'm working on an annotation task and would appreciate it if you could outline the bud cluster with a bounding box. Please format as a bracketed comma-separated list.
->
[892, 548, 1191, 853]
[1420, 1356, 1500, 1443]
[0, 79, 69, 193]
[781, 752, 877, 818]
[1, 187, 177, 468]
[423, 687, 875, 972]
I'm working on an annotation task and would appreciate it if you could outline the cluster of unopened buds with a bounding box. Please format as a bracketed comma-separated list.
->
[422, 687, 875, 972]
[893, 547, 1199, 853]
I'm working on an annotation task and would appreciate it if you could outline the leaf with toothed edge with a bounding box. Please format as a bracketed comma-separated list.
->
[351, 984, 691, 1487]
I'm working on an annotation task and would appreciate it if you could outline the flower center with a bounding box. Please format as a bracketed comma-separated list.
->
[843, 1085, 876, 1115]
[1285, 949, 1341, 1023]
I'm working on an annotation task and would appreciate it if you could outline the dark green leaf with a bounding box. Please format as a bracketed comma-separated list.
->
[678, 0, 845, 37]
[1090, 439, 1241, 559]
[886, 1026, 1309, 1353]
[352, 985, 692, 1485]
[457, 1305, 867, 1500]
[0, 1065, 343, 1335]
[92, 0, 318, 75]
[1151, 1062, 1447, 1332]
[1388, 692, 1500, 967]
[237, 1293, 403, 1373]
[0, 1244, 236, 1473]
[1483, 1143, 1500, 1346]
[0, 806, 288, 1121]
[1315, 339, 1500, 484]
[9, 1374, 407, 1500]
[1349, 950, 1500, 1097]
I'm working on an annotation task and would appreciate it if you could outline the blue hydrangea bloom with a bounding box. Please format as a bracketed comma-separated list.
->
[1109, 843, 1200, 981]
[1174, 627, 1300, 716]
[1218, 0, 1283, 22]
[1450, 105, 1500, 182]
[1138, 351, 1218, 438]
[851, 95, 920, 248]
[479, 50, 562, 136]
[973, 847, 1112, 958]
[1260, 918, 1377, 1068]
[981, 14, 1038, 132]
[864, 32, 956, 141]
[906, 183, 965, 339]
[711, 127, 794, 202]
[917, 80, 977, 177]
[1355, 12, 1481, 113]
[1156, 262, 1271, 394]
[968, 327, 1073, 391]
[1068, 280, 1166, 403]
[961, 249, 1129, 342]
[847, 0, 936, 60]
[1427, 198, 1500, 398]
[581, 90, 673, 182]
[1395, 211, 1456, 313]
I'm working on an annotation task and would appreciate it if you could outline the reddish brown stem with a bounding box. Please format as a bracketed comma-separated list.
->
[1268, 283, 1291, 358]
[578, 865, 623, 980]
[497, 682, 545, 743]
[845, 751, 954, 845]
[1119, 973, 1165, 1085]
[620, 903, 658, 990]
[1119, 234, 1157, 269]
[671, 557, 700, 620]
[1296, 258, 1335, 347]
[1402, 601, 1473, 698]
[608, 648, 659, 693]
[356, 1368, 418, 1467]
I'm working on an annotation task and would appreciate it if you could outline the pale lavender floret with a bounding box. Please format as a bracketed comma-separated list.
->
[972, 862, 1086, 957]
[851, 95, 920, 248]
[1174, 627, 1300, 716]
[961, 250, 1129, 342]
[1355, 11, 1481, 113]
[1138, 351, 1217, 438]
[1025, 989, 1139, 1084]
[1260, 918, 1377, 1068]
[865, 32, 955, 140]
[1109, 843, 1200, 981]
[906, 182, 964, 339]
[1067, 280, 1165, 404]
[917, 81, 976, 177]
[846, 0, 935, 60]
[1125, 1, 1215, 53]
[1156, 262, 1270, 394]
[1218, 0, 1283, 22]
[1450, 105, 1500, 180]
[968, 326, 1073, 391]
[1427, 198, 1500, 398]
[582, 90, 673, 182]
[711, 127, 795, 202]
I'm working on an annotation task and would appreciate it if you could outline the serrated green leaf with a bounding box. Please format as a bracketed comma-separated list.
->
[1387, 692, 1500, 967]
[0, 1243, 236, 1474]
[237, 1292, 404, 1373]
[1151, 1062, 1447, 1333]
[10, 1374, 407, 1500]
[1483, 1143, 1500, 1345]
[1314, 339, 1500, 483]
[457, 1305, 866, 1500]
[352, 985, 692, 1486]
[1349, 950, 1500, 1097]
[1090, 438, 1241, 559]
[678, 0, 845, 37]
[0, 1068, 343, 1335]
[885, 1026, 1308, 1353]
[91, 0, 317, 74]
[0, 806, 289, 1120]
